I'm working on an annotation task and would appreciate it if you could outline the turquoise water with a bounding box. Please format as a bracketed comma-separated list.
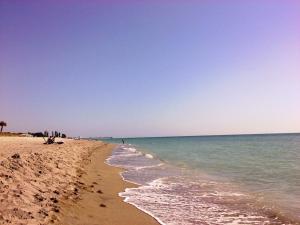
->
[105, 134, 300, 224]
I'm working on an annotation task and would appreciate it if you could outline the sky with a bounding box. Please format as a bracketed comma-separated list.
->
[0, 0, 299, 137]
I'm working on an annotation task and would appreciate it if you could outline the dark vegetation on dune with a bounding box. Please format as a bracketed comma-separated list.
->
[0, 121, 67, 139]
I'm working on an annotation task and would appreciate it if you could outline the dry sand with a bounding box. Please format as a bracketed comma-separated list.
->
[0, 137, 159, 225]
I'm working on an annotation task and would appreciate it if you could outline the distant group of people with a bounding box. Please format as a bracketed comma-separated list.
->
[44, 131, 66, 138]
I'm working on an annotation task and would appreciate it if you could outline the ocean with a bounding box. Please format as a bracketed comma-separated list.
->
[103, 134, 300, 225]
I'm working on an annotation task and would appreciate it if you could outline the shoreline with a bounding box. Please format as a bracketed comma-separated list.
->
[56, 140, 159, 225]
[0, 137, 159, 225]
[106, 150, 166, 225]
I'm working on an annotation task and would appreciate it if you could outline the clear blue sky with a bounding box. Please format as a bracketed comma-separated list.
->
[1, 0, 299, 137]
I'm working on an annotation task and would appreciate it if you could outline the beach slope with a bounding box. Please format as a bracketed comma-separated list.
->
[0, 137, 158, 225]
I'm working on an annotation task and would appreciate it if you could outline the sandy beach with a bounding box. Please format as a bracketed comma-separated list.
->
[0, 137, 159, 225]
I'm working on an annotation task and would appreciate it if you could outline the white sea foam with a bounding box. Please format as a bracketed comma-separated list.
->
[135, 163, 164, 171]
[119, 177, 277, 225]
[123, 147, 137, 152]
[145, 153, 154, 159]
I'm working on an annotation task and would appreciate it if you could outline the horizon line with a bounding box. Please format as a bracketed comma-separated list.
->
[91, 132, 300, 139]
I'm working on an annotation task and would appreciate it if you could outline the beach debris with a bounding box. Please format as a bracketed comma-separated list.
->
[34, 193, 45, 202]
[99, 203, 106, 207]
[52, 206, 60, 213]
[10, 208, 33, 220]
[11, 153, 20, 159]
[13, 189, 23, 197]
[77, 181, 85, 185]
[38, 209, 49, 217]
[73, 187, 79, 195]
[0, 153, 24, 171]
[50, 197, 59, 203]
[0, 173, 12, 180]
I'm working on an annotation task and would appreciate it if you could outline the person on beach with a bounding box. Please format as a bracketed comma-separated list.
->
[44, 136, 55, 144]
[122, 139, 125, 144]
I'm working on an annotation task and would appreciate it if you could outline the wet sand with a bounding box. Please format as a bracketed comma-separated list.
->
[0, 137, 159, 225]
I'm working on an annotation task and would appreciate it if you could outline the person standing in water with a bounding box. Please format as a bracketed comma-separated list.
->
[122, 139, 125, 144]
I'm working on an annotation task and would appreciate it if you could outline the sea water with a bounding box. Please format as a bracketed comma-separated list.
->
[104, 134, 300, 225]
